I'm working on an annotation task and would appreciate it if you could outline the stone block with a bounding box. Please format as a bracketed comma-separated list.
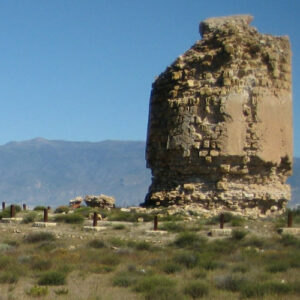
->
[1, 218, 23, 224]
[32, 222, 57, 227]
[278, 228, 300, 235]
[209, 228, 232, 237]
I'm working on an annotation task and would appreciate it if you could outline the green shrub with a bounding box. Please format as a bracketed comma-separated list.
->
[0, 271, 18, 284]
[242, 236, 265, 248]
[31, 259, 52, 271]
[134, 275, 175, 293]
[240, 281, 292, 298]
[0, 256, 13, 269]
[108, 237, 127, 247]
[33, 206, 47, 211]
[26, 285, 48, 297]
[162, 262, 182, 274]
[183, 280, 209, 298]
[24, 232, 55, 243]
[54, 206, 69, 214]
[160, 222, 184, 233]
[54, 288, 69, 295]
[74, 206, 93, 217]
[230, 216, 245, 227]
[22, 212, 38, 224]
[38, 271, 66, 285]
[113, 224, 126, 230]
[88, 239, 106, 249]
[113, 271, 138, 287]
[232, 264, 249, 273]
[266, 262, 289, 273]
[173, 232, 206, 249]
[232, 229, 248, 241]
[145, 285, 183, 300]
[215, 274, 246, 292]
[208, 238, 235, 254]
[280, 234, 299, 247]
[132, 241, 153, 251]
[107, 209, 153, 222]
[174, 251, 199, 269]
[0, 205, 21, 218]
[54, 213, 84, 224]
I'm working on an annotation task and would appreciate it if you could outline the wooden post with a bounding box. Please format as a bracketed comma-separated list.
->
[288, 211, 293, 228]
[10, 205, 15, 218]
[2, 202, 5, 210]
[154, 215, 158, 231]
[220, 213, 224, 229]
[93, 212, 98, 227]
[43, 208, 48, 222]
[23, 204, 26, 211]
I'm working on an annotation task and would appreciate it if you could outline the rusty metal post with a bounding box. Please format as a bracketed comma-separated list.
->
[288, 211, 293, 228]
[93, 212, 98, 227]
[220, 213, 224, 229]
[154, 215, 158, 231]
[47, 206, 51, 210]
[10, 205, 15, 218]
[23, 204, 26, 211]
[2, 202, 5, 210]
[43, 208, 48, 222]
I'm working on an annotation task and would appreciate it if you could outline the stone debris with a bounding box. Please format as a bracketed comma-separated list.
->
[143, 15, 293, 217]
[69, 196, 83, 208]
[84, 194, 115, 208]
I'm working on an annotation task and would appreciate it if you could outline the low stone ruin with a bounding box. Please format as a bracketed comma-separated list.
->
[69, 196, 83, 208]
[143, 15, 293, 217]
[84, 194, 115, 209]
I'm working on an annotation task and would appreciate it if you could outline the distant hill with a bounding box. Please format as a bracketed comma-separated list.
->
[0, 138, 298, 209]
[0, 138, 151, 208]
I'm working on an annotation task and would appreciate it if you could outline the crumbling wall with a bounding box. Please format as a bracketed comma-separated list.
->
[144, 15, 293, 217]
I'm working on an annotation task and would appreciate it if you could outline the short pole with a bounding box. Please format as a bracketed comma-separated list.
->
[220, 213, 224, 229]
[23, 204, 26, 211]
[93, 212, 98, 227]
[10, 205, 15, 218]
[43, 208, 48, 222]
[154, 215, 158, 231]
[288, 211, 293, 228]
[2, 202, 5, 210]
[47, 206, 51, 210]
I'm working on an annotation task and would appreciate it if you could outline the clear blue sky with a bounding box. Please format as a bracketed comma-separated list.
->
[0, 1, 299, 155]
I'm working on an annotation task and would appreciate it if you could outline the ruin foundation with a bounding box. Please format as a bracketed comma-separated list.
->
[143, 15, 293, 217]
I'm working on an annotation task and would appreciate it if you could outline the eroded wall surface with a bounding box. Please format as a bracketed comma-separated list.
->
[144, 15, 293, 216]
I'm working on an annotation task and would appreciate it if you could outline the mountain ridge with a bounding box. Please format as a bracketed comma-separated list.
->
[0, 138, 298, 208]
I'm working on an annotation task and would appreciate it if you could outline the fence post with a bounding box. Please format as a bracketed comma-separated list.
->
[220, 213, 224, 229]
[93, 212, 98, 227]
[154, 215, 158, 231]
[10, 205, 15, 218]
[287, 211, 293, 228]
[43, 208, 48, 222]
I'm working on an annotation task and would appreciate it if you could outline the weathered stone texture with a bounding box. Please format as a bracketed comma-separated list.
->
[144, 15, 293, 217]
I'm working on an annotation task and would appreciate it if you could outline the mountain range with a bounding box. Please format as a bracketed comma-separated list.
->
[0, 138, 298, 208]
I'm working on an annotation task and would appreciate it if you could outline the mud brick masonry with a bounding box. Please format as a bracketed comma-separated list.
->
[143, 15, 293, 217]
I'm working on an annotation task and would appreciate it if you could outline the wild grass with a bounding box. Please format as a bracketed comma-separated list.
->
[26, 286, 48, 297]
[38, 271, 66, 285]
[183, 280, 209, 298]
[24, 232, 56, 243]
[54, 213, 84, 224]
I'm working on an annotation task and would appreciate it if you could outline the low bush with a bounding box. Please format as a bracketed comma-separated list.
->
[230, 216, 245, 227]
[232, 264, 249, 273]
[134, 275, 175, 294]
[31, 259, 52, 271]
[22, 212, 38, 224]
[88, 239, 106, 249]
[112, 224, 126, 230]
[173, 232, 207, 249]
[24, 232, 56, 243]
[26, 285, 48, 297]
[38, 271, 66, 285]
[107, 209, 153, 222]
[145, 285, 183, 300]
[174, 251, 199, 269]
[54, 206, 69, 214]
[242, 236, 265, 248]
[160, 222, 184, 233]
[215, 274, 246, 292]
[266, 261, 289, 273]
[240, 281, 292, 298]
[0, 271, 18, 284]
[113, 271, 138, 287]
[279, 234, 299, 247]
[54, 213, 84, 224]
[161, 262, 182, 274]
[33, 206, 47, 211]
[183, 280, 209, 298]
[54, 288, 69, 295]
[232, 229, 248, 241]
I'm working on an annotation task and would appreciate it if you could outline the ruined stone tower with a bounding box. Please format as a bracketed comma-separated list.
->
[144, 15, 293, 216]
